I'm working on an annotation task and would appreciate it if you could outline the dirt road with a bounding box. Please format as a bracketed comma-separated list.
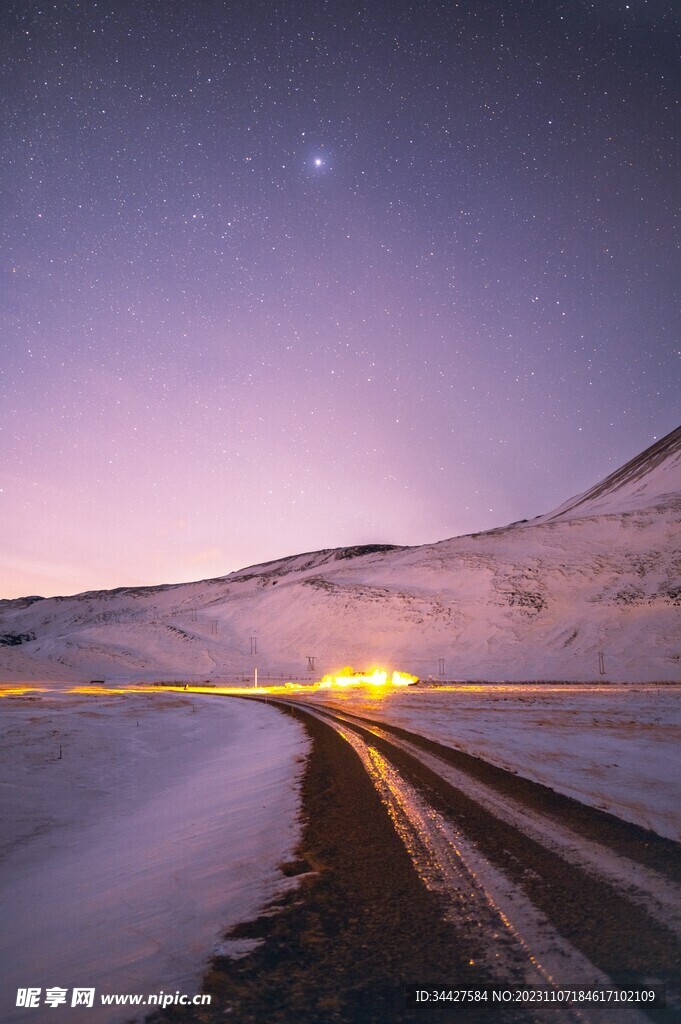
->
[152, 699, 680, 1024]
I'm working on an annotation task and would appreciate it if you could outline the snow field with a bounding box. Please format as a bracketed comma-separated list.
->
[0, 691, 307, 1023]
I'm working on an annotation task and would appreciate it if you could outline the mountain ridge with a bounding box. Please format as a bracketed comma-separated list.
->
[536, 425, 681, 524]
[1, 426, 679, 683]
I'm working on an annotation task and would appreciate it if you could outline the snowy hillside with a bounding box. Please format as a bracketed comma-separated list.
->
[1, 427, 679, 683]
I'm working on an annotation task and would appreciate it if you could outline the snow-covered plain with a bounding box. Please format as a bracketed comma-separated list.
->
[310, 684, 681, 842]
[0, 688, 307, 1023]
[0, 680, 678, 1024]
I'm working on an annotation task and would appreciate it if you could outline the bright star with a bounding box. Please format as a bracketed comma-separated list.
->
[314, 158, 324, 167]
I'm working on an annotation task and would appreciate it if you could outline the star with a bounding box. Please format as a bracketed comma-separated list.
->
[1, 0, 676, 599]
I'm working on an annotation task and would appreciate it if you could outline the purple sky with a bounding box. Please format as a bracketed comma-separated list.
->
[2, 0, 679, 599]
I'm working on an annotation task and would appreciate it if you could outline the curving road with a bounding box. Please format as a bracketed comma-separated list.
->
[153, 696, 681, 1024]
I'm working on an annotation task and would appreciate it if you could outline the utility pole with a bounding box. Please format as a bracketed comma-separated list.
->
[254, 667, 258, 688]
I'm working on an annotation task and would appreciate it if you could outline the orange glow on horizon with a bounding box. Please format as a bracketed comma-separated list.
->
[1, 666, 416, 702]
[0, 684, 50, 697]
[2, 680, 664, 703]
[65, 668, 418, 698]
[318, 666, 418, 688]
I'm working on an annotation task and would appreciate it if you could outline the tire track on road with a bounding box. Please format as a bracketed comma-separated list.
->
[315, 705, 681, 942]
[282, 700, 679, 1022]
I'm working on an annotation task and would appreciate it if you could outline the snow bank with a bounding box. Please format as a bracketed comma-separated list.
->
[0, 690, 307, 1022]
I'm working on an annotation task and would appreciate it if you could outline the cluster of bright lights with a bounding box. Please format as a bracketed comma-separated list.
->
[1, 668, 419, 702]
[318, 667, 417, 688]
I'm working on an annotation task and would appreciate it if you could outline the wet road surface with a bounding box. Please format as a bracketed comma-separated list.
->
[151, 698, 680, 1024]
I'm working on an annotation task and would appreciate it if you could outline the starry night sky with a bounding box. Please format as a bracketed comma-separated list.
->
[1, 0, 679, 599]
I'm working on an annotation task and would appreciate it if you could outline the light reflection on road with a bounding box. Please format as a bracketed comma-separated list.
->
[329, 718, 647, 1024]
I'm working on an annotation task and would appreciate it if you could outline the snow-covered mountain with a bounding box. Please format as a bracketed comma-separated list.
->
[2, 427, 679, 683]
[534, 424, 681, 523]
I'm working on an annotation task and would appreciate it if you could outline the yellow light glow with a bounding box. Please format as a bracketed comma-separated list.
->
[0, 668, 418, 703]
[0, 685, 50, 698]
[319, 667, 417, 688]
[391, 670, 418, 686]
